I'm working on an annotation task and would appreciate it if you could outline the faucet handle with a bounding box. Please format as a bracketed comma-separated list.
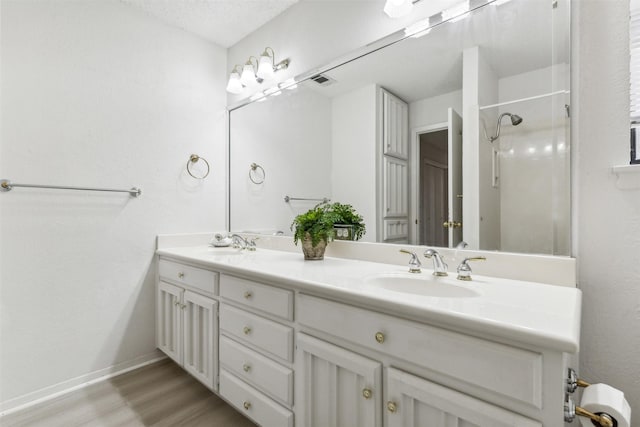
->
[247, 237, 259, 251]
[456, 257, 486, 281]
[399, 249, 421, 273]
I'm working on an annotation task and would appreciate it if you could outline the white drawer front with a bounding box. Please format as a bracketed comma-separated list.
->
[297, 294, 543, 409]
[220, 274, 293, 320]
[220, 369, 294, 427]
[220, 304, 294, 362]
[158, 259, 218, 295]
[220, 336, 293, 406]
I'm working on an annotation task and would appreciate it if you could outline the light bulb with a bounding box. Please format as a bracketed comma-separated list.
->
[240, 62, 256, 87]
[257, 54, 275, 80]
[383, 0, 413, 18]
[226, 71, 244, 94]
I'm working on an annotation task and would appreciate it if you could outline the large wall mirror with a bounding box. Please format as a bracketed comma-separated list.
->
[229, 0, 571, 256]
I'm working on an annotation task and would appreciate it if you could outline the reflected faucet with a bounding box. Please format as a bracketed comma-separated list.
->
[230, 234, 249, 249]
[424, 249, 448, 276]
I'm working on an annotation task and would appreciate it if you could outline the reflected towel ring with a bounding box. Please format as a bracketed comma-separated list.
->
[249, 163, 265, 184]
[187, 154, 210, 179]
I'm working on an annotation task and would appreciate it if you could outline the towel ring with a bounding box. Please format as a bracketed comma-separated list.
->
[187, 154, 210, 179]
[249, 163, 265, 184]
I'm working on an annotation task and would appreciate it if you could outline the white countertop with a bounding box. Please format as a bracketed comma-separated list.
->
[157, 245, 582, 353]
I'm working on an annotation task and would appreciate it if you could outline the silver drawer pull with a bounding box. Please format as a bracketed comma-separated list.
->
[243, 291, 253, 299]
[243, 326, 252, 335]
[375, 332, 385, 344]
[243, 364, 251, 372]
[243, 401, 251, 410]
[362, 388, 372, 399]
[387, 401, 398, 413]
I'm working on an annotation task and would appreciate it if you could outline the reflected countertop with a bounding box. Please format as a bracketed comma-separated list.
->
[156, 245, 581, 353]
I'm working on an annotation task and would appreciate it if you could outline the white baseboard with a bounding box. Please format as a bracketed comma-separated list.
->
[0, 350, 167, 417]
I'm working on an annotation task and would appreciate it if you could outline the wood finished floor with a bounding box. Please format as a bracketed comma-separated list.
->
[1, 359, 258, 427]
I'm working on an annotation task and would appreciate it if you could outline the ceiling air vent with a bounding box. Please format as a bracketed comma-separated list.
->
[309, 73, 336, 86]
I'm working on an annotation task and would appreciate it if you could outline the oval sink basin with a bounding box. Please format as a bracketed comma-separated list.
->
[365, 273, 480, 298]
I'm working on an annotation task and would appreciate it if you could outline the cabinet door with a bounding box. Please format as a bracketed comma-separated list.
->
[183, 290, 218, 391]
[385, 368, 541, 427]
[157, 281, 183, 365]
[384, 157, 409, 218]
[382, 90, 409, 159]
[296, 333, 382, 427]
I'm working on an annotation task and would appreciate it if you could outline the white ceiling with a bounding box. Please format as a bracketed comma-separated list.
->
[119, 0, 299, 48]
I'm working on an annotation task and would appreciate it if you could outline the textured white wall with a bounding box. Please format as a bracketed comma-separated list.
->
[0, 0, 227, 408]
[229, 87, 332, 235]
[573, 0, 640, 417]
[331, 85, 378, 242]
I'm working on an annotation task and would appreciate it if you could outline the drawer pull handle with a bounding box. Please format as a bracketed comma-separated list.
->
[362, 388, 372, 399]
[178, 272, 184, 279]
[243, 401, 251, 410]
[243, 291, 253, 299]
[387, 401, 397, 413]
[375, 332, 385, 344]
[243, 326, 252, 335]
[243, 364, 251, 372]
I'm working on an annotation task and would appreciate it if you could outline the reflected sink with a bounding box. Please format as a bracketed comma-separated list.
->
[365, 273, 480, 298]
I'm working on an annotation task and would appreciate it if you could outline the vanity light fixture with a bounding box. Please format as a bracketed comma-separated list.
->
[383, 0, 414, 18]
[443, 1, 471, 22]
[280, 77, 298, 90]
[240, 56, 260, 87]
[404, 18, 432, 38]
[226, 65, 244, 94]
[226, 48, 290, 94]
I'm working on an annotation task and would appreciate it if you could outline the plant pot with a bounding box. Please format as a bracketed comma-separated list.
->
[301, 233, 327, 260]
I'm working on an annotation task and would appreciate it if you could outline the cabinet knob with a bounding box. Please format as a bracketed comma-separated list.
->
[243, 326, 252, 335]
[243, 364, 251, 372]
[178, 272, 184, 278]
[243, 401, 251, 410]
[362, 388, 372, 399]
[387, 401, 398, 413]
[174, 300, 180, 306]
[243, 291, 253, 299]
[375, 332, 385, 344]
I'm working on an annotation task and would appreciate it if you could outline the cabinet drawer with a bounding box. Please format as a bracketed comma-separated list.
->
[220, 304, 294, 362]
[158, 259, 218, 295]
[297, 294, 543, 409]
[220, 369, 294, 427]
[220, 336, 293, 406]
[220, 274, 293, 320]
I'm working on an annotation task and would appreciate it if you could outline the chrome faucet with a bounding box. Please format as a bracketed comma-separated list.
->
[230, 234, 249, 249]
[423, 249, 448, 276]
[399, 249, 422, 273]
[247, 237, 259, 251]
[456, 257, 486, 281]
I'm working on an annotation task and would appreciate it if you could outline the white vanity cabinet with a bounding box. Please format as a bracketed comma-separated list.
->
[156, 259, 219, 391]
[296, 293, 563, 427]
[155, 249, 577, 427]
[218, 274, 295, 427]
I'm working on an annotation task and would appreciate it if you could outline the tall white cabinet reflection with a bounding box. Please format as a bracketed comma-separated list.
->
[380, 88, 409, 243]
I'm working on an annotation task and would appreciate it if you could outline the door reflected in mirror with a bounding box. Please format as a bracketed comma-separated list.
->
[229, 0, 571, 256]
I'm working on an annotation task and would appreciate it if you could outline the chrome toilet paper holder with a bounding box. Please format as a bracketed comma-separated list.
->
[564, 369, 616, 427]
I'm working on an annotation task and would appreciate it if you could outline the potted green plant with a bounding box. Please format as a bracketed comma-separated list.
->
[291, 203, 337, 260]
[329, 202, 366, 241]
[291, 202, 366, 260]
